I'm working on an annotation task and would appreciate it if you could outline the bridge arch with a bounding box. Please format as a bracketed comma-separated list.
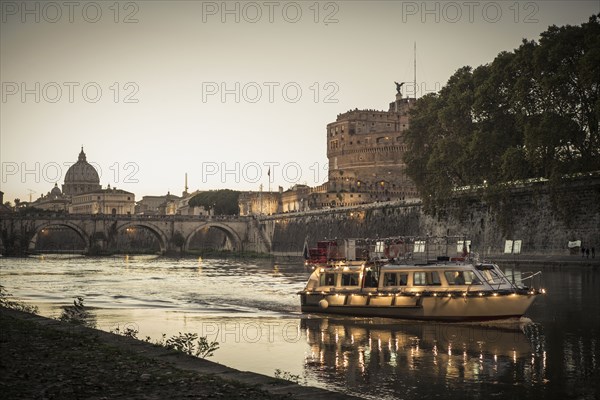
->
[116, 221, 169, 254]
[184, 222, 243, 253]
[29, 221, 89, 253]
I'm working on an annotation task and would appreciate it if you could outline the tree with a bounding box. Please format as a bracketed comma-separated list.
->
[188, 190, 241, 215]
[404, 15, 600, 214]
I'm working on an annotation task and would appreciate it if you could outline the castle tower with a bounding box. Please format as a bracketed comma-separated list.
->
[326, 86, 418, 200]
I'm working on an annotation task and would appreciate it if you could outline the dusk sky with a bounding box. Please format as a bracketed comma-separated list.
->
[1, 1, 598, 203]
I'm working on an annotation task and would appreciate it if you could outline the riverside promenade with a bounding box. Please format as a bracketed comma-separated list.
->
[0, 308, 357, 400]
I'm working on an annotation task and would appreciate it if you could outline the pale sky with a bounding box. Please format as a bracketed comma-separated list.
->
[1, 0, 598, 203]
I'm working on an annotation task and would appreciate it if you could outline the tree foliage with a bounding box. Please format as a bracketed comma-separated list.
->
[405, 15, 600, 213]
[188, 190, 240, 215]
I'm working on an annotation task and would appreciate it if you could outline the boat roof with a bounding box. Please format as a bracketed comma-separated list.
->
[381, 262, 478, 270]
[315, 261, 494, 271]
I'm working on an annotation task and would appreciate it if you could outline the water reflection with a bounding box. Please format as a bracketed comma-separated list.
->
[300, 317, 550, 399]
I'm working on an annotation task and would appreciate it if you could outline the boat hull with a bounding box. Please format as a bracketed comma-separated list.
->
[300, 293, 538, 321]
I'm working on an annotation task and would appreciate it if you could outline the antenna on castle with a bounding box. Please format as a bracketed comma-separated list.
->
[414, 42, 417, 99]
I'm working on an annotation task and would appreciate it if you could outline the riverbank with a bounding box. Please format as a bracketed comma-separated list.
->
[0, 308, 356, 399]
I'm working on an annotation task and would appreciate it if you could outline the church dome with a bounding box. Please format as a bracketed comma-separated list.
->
[50, 183, 62, 197]
[62, 147, 101, 196]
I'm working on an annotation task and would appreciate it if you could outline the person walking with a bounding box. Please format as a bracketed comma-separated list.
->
[586, 248, 590, 258]
[592, 247, 596, 258]
[582, 246, 586, 258]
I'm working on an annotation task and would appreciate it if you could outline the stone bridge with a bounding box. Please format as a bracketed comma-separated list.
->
[0, 213, 272, 255]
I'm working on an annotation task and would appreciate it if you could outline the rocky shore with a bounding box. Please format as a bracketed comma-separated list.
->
[0, 308, 355, 399]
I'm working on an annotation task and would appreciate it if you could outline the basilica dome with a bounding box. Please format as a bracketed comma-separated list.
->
[50, 183, 62, 197]
[62, 148, 101, 196]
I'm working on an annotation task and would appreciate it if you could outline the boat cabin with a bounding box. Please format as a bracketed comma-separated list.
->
[305, 262, 514, 294]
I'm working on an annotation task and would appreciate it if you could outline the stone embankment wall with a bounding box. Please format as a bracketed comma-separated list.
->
[265, 177, 600, 257]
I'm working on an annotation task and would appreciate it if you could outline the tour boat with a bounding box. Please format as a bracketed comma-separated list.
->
[298, 257, 545, 322]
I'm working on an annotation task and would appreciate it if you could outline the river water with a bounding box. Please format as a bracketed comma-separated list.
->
[0, 255, 598, 399]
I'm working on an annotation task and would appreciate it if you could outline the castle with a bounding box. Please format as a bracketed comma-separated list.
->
[239, 86, 419, 215]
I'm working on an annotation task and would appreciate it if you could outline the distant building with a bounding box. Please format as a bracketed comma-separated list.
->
[69, 185, 135, 215]
[158, 195, 178, 215]
[30, 183, 70, 212]
[62, 147, 102, 196]
[24, 147, 102, 212]
[281, 184, 312, 213]
[136, 192, 180, 215]
[136, 190, 211, 216]
[23, 148, 129, 214]
[239, 189, 281, 215]
[0, 191, 13, 213]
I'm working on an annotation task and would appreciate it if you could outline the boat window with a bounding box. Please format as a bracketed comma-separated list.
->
[413, 271, 441, 286]
[384, 273, 409, 286]
[430, 271, 441, 285]
[319, 273, 336, 286]
[484, 269, 506, 284]
[384, 272, 397, 286]
[414, 272, 426, 285]
[399, 273, 408, 285]
[445, 271, 482, 285]
[363, 270, 378, 288]
[466, 271, 482, 284]
[341, 273, 360, 286]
